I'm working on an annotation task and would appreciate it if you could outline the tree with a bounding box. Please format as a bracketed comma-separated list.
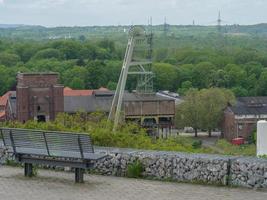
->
[178, 64, 194, 83]
[176, 88, 235, 137]
[152, 63, 179, 91]
[256, 70, 267, 96]
[192, 62, 216, 88]
[62, 66, 88, 89]
[14, 43, 38, 63]
[79, 35, 86, 42]
[86, 60, 107, 89]
[32, 48, 62, 60]
[52, 40, 81, 60]
[199, 88, 235, 137]
[107, 81, 117, 90]
[0, 65, 16, 95]
[69, 77, 85, 89]
[231, 86, 249, 97]
[225, 64, 246, 87]
[0, 52, 21, 67]
[175, 89, 202, 137]
[177, 81, 193, 96]
[243, 61, 263, 79]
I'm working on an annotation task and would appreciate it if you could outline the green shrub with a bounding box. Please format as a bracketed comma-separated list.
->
[192, 140, 202, 149]
[5, 159, 21, 167]
[252, 131, 257, 144]
[259, 155, 267, 159]
[32, 165, 38, 177]
[126, 160, 144, 178]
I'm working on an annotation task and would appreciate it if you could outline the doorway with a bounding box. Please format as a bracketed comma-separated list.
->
[37, 115, 46, 122]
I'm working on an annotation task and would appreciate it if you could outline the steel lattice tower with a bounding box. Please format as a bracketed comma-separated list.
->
[108, 26, 154, 130]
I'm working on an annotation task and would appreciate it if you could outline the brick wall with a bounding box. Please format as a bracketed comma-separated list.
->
[16, 73, 64, 122]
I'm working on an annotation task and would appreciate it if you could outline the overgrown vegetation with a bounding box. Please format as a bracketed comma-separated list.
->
[0, 112, 257, 156]
[1, 112, 213, 154]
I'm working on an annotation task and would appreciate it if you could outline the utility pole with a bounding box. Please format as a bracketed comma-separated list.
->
[164, 17, 169, 36]
[217, 11, 225, 50]
[217, 11, 222, 34]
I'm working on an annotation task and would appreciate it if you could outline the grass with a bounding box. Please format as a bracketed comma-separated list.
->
[215, 139, 256, 156]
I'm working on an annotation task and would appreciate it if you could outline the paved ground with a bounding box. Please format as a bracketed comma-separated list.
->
[0, 166, 266, 200]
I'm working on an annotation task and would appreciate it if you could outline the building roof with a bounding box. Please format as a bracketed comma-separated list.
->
[98, 87, 109, 91]
[156, 91, 184, 105]
[17, 72, 59, 76]
[229, 96, 267, 115]
[64, 88, 94, 96]
[123, 93, 172, 102]
[0, 111, 5, 119]
[64, 91, 175, 113]
[63, 87, 110, 97]
[0, 91, 15, 106]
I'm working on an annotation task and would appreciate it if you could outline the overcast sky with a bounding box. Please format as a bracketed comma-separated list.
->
[0, 0, 267, 27]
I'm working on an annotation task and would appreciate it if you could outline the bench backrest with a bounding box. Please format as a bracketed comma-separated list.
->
[0, 128, 94, 159]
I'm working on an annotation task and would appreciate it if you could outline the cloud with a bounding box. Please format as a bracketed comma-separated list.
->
[1, 0, 267, 26]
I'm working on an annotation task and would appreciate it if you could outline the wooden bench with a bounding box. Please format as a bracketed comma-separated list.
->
[0, 128, 107, 183]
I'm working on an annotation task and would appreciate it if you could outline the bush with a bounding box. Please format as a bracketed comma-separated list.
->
[252, 131, 257, 144]
[192, 140, 202, 149]
[126, 160, 144, 178]
[259, 155, 267, 159]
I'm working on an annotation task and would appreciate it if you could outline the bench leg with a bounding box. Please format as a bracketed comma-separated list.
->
[75, 168, 84, 183]
[24, 163, 33, 177]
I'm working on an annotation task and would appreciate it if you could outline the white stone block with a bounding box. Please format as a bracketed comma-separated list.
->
[257, 121, 267, 157]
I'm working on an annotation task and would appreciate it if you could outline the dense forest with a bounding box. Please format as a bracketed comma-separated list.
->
[1, 24, 267, 97]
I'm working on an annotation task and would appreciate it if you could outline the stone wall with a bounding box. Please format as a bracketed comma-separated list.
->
[1, 145, 267, 188]
[0, 147, 8, 165]
[94, 147, 267, 188]
[231, 157, 267, 188]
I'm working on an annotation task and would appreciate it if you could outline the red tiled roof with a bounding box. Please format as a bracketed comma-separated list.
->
[64, 87, 94, 96]
[63, 87, 110, 97]
[0, 91, 12, 106]
[64, 87, 72, 91]
[98, 87, 109, 91]
[0, 111, 5, 119]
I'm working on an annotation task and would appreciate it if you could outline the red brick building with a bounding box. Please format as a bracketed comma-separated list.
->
[222, 97, 267, 141]
[16, 73, 64, 122]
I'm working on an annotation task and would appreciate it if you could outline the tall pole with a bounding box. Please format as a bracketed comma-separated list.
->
[217, 11, 222, 34]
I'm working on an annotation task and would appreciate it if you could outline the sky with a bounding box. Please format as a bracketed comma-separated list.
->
[0, 0, 267, 27]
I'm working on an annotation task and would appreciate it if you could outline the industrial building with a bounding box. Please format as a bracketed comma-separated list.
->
[222, 96, 267, 141]
[0, 73, 176, 129]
